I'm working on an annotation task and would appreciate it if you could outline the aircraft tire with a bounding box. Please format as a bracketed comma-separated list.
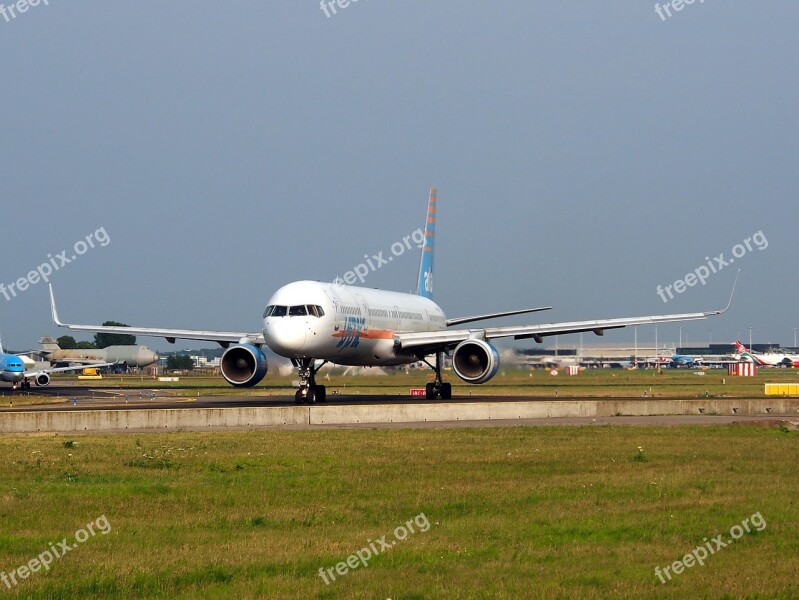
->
[315, 385, 326, 403]
[425, 382, 436, 400]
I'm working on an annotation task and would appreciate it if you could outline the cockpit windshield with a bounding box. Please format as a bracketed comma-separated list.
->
[263, 305, 325, 318]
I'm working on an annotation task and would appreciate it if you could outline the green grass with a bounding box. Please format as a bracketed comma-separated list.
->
[0, 426, 797, 598]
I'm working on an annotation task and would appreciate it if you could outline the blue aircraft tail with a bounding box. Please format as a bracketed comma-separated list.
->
[416, 188, 436, 300]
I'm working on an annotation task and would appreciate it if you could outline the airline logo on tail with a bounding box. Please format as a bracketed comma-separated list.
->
[416, 188, 436, 300]
[735, 340, 765, 365]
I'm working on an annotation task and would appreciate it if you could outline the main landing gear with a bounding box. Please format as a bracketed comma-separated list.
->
[421, 351, 452, 400]
[11, 380, 31, 391]
[293, 358, 328, 404]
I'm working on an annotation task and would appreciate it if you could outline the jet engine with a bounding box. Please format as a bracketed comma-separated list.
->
[452, 339, 500, 384]
[35, 373, 50, 387]
[220, 344, 268, 387]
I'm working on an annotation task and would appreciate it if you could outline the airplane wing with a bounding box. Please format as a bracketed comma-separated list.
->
[47, 357, 114, 366]
[446, 306, 552, 327]
[396, 309, 720, 353]
[49, 285, 264, 346]
[397, 274, 738, 355]
[25, 361, 120, 378]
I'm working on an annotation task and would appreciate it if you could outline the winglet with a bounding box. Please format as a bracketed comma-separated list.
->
[49, 284, 65, 326]
[706, 269, 740, 316]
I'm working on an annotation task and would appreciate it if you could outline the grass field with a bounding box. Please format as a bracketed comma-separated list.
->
[0, 425, 797, 598]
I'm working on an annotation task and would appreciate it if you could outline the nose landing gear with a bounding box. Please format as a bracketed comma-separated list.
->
[293, 357, 328, 404]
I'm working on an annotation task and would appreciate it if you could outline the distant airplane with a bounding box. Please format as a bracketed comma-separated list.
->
[670, 354, 703, 368]
[0, 334, 117, 390]
[49, 188, 737, 402]
[0, 335, 25, 388]
[38, 337, 159, 369]
[734, 341, 799, 367]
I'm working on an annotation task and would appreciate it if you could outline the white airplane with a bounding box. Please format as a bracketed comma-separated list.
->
[734, 341, 799, 367]
[48, 189, 735, 403]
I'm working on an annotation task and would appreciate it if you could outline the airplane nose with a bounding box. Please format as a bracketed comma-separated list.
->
[263, 319, 307, 356]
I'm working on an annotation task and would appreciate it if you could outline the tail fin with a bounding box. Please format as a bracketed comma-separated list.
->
[40, 336, 61, 354]
[416, 188, 436, 300]
[0, 331, 4, 354]
[735, 340, 747, 353]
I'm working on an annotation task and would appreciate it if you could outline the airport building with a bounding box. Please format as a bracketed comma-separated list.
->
[515, 343, 770, 368]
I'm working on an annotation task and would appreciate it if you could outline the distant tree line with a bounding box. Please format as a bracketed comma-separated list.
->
[166, 355, 194, 371]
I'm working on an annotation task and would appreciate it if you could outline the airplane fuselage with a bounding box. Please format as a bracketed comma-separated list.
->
[262, 281, 447, 366]
[46, 346, 159, 368]
[736, 352, 799, 367]
[0, 353, 25, 384]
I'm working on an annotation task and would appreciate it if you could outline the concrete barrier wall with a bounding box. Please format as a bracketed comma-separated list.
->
[0, 406, 309, 433]
[594, 398, 799, 418]
[311, 399, 799, 425]
[310, 400, 596, 425]
[2, 399, 798, 433]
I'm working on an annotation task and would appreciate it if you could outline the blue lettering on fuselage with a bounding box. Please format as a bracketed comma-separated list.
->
[336, 316, 366, 349]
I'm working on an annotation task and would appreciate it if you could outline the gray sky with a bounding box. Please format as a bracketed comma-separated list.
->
[1, 1, 797, 352]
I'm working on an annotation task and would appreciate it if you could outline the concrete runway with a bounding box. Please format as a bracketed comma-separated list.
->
[0, 385, 768, 412]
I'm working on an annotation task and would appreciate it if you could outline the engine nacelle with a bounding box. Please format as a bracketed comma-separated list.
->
[220, 344, 268, 388]
[452, 339, 500, 384]
[35, 373, 51, 387]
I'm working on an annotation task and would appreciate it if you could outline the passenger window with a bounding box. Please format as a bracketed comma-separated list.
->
[289, 305, 307, 316]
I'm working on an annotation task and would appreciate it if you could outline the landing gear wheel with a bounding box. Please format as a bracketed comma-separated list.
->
[422, 352, 451, 400]
[293, 358, 329, 405]
[315, 385, 326, 403]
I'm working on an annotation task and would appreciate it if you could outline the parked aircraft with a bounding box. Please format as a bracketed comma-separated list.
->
[0, 334, 116, 390]
[734, 341, 799, 367]
[38, 337, 158, 369]
[670, 354, 702, 368]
